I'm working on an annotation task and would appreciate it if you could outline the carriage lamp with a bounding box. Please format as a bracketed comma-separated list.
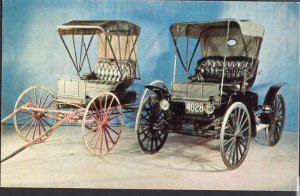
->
[205, 103, 215, 115]
[160, 99, 170, 111]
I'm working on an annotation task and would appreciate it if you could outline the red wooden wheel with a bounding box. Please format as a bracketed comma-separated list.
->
[13, 86, 57, 143]
[82, 92, 124, 155]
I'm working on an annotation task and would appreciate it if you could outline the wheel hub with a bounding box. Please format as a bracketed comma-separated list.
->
[153, 120, 166, 130]
[98, 117, 109, 129]
[235, 129, 243, 139]
[33, 112, 43, 119]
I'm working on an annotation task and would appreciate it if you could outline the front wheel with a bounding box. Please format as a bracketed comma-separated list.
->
[220, 102, 252, 170]
[265, 94, 285, 146]
[135, 95, 168, 154]
[82, 92, 124, 156]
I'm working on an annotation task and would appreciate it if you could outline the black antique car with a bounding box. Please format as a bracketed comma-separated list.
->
[135, 19, 286, 169]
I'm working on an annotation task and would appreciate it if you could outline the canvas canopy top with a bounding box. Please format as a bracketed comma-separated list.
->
[170, 18, 264, 38]
[170, 18, 265, 60]
[57, 20, 141, 36]
[57, 20, 140, 78]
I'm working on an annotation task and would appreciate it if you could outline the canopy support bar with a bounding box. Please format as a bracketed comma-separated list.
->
[172, 43, 177, 84]
[83, 40, 92, 73]
[172, 38, 187, 73]
[186, 37, 189, 70]
[105, 36, 108, 58]
[242, 33, 249, 57]
[124, 36, 129, 60]
[72, 34, 78, 68]
[130, 35, 141, 79]
[220, 21, 230, 97]
[128, 36, 139, 76]
[118, 35, 122, 63]
[60, 35, 80, 75]
[79, 35, 84, 71]
[107, 35, 124, 79]
[79, 34, 94, 72]
[135, 63, 141, 80]
[128, 36, 138, 61]
[187, 37, 200, 72]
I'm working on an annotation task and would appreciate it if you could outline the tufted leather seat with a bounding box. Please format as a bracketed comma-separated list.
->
[189, 56, 256, 84]
[94, 59, 136, 84]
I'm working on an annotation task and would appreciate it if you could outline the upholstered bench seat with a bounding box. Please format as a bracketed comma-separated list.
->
[94, 59, 136, 83]
[189, 56, 256, 84]
[80, 59, 137, 90]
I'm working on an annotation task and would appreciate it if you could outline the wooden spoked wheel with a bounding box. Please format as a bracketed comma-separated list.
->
[220, 102, 252, 170]
[265, 94, 285, 146]
[135, 96, 168, 154]
[13, 86, 57, 143]
[82, 92, 124, 156]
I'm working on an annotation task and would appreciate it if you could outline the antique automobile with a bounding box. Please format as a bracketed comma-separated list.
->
[135, 19, 286, 169]
[1, 20, 141, 162]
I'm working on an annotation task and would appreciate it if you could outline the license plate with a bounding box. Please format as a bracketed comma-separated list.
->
[185, 102, 205, 114]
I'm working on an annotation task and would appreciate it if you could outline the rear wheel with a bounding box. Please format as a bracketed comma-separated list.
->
[220, 102, 252, 170]
[135, 95, 168, 154]
[82, 92, 123, 155]
[265, 94, 285, 146]
[13, 86, 57, 143]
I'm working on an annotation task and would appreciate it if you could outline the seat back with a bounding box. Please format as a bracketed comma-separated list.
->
[189, 56, 257, 86]
[94, 59, 136, 86]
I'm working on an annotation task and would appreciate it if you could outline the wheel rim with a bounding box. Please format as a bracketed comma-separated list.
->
[82, 92, 123, 155]
[13, 86, 57, 143]
[266, 94, 285, 146]
[136, 95, 168, 154]
[220, 102, 251, 170]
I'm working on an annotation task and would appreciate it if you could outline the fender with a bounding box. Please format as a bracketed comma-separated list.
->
[263, 82, 287, 106]
[144, 85, 169, 101]
[260, 82, 287, 125]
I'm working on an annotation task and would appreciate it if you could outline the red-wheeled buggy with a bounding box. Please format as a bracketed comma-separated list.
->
[1, 20, 141, 162]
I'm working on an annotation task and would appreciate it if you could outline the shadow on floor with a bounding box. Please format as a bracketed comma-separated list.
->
[103, 133, 229, 172]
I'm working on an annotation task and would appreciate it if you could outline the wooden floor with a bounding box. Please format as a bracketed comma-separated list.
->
[1, 124, 298, 191]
